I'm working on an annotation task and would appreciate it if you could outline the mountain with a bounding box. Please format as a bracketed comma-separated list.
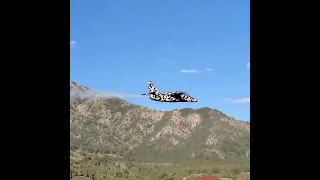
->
[70, 81, 250, 165]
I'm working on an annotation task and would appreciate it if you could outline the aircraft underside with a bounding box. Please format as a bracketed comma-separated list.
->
[150, 92, 194, 102]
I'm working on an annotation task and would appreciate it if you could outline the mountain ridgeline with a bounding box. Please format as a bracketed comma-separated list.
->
[70, 81, 250, 165]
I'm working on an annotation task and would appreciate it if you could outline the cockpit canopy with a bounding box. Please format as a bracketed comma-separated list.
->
[176, 91, 190, 96]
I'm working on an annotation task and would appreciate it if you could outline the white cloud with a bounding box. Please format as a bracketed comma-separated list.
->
[70, 40, 77, 48]
[247, 62, 250, 70]
[232, 98, 250, 104]
[205, 68, 214, 71]
[70, 88, 145, 100]
[224, 98, 250, 104]
[180, 69, 200, 73]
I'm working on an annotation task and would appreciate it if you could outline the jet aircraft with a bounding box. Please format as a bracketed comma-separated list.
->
[142, 81, 198, 102]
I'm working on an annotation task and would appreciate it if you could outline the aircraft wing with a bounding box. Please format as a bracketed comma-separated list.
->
[170, 92, 184, 99]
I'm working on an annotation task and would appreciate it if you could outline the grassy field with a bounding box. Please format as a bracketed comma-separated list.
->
[70, 160, 249, 180]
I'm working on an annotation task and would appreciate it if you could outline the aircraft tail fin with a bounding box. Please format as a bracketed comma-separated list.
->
[147, 81, 158, 94]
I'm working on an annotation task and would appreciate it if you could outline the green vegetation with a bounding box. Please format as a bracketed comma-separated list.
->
[70, 152, 249, 180]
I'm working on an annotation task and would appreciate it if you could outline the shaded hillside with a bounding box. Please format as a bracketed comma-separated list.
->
[70, 81, 250, 165]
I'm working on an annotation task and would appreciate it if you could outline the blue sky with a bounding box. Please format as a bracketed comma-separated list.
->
[70, 0, 250, 121]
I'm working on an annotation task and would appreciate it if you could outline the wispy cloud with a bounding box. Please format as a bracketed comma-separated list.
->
[205, 68, 214, 72]
[232, 98, 250, 104]
[247, 62, 250, 70]
[224, 98, 250, 104]
[180, 69, 200, 73]
[70, 88, 145, 100]
[70, 40, 77, 48]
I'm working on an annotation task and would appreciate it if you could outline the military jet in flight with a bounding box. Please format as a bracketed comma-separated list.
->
[142, 81, 198, 102]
